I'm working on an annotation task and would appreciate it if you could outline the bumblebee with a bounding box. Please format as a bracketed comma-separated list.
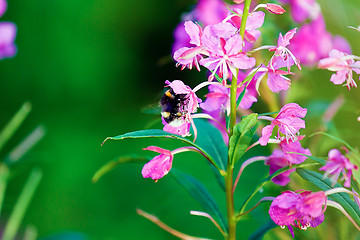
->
[160, 89, 187, 124]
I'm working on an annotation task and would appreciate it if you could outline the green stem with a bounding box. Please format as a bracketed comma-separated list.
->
[225, 1, 252, 239]
[225, 164, 235, 240]
[239, 0, 251, 40]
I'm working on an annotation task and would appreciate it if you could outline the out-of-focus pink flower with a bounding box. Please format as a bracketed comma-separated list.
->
[200, 23, 256, 81]
[171, 0, 240, 56]
[259, 103, 307, 146]
[319, 149, 358, 188]
[290, 15, 352, 67]
[227, 8, 265, 43]
[279, 136, 311, 164]
[0, 0, 7, 18]
[0, 22, 17, 59]
[173, 21, 206, 71]
[193, 0, 229, 26]
[265, 149, 295, 186]
[269, 190, 326, 237]
[318, 49, 360, 90]
[142, 146, 174, 181]
[161, 80, 201, 137]
[279, 0, 320, 23]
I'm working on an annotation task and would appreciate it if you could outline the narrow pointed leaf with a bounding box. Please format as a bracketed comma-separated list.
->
[2, 168, 42, 240]
[171, 168, 227, 234]
[103, 129, 223, 172]
[297, 168, 360, 227]
[92, 155, 150, 183]
[248, 220, 276, 240]
[0, 102, 32, 152]
[193, 119, 227, 170]
[228, 114, 258, 165]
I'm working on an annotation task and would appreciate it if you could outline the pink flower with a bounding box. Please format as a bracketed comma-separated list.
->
[200, 23, 256, 81]
[319, 149, 358, 188]
[269, 190, 326, 237]
[289, 15, 351, 67]
[265, 149, 295, 186]
[227, 8, 265, 43]
[0, 22, 17, 59]
[141, 146, 174, 181]
[318, 49, 360, 89]
[161, 80, 201, 137]
[279, 0, 320, 23]
[0, 0, 7, 18]
[259, 103, 307, 146]
[260, 56, 294, 93]
[173, 21, 206, 71]
[193, 0, 229, 26]
[279, 136, 311, 164]
[269, 28, 301, 71]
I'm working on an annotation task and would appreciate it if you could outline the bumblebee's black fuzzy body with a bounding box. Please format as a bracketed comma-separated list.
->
[160, 89, 187, 124]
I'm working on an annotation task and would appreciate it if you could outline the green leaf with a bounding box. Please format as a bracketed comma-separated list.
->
[193, 119, 227, 173]
[248, 220, 276, 240]
[2, 168, 42, 240]
[171, 168, 228, 233]
[297, 168, 360, 227]
[228, 114, 258, 165]
[92, 155, 150, 183]
[0, 102, 32, 152]
[103, 129, 224, 172]
[194, 119, 228, 190]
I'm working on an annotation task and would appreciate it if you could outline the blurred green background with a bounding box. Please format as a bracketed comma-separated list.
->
[0, 0, 359, 239]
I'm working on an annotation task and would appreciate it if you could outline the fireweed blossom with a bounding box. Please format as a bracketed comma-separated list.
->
[265, 149, 296, 186]
[200, 22, 256, 81]
[173, 21, 206, 71]
[161, 80, 202, 137]
[254, 56, 294, 93]
[290, 15, 351, 67]
[279, 136, 311, 164]
[224, 8, 265, 43]
[253, 28, 301, 71]
[141, 146, 201, 181]
[319, 149, 358, 188]
[318, 49, 360, 89]
[269, 190, 326, 237]
[258, 103, 307, 146]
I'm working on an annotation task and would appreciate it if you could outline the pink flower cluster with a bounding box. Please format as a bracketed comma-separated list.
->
[174, 20, 256, 81]
[320, 149, 358, 188]
[0, 0, 17, 60]
[269, 190, 327, 237]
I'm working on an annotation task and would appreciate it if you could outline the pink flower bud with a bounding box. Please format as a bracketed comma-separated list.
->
[266, 3, 286, 14]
